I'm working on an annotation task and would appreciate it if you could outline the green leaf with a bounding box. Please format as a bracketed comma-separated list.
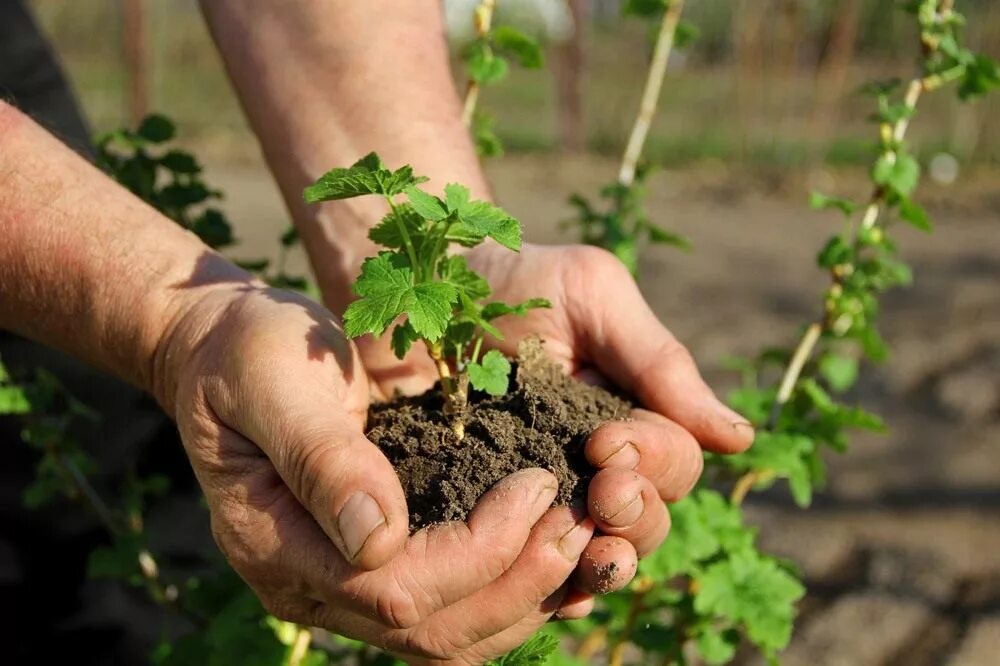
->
[234, 258, 271, 272]
[487, 632, 559, 665]
[190, 209, 235, 249]
[456, 200, 522, 251]
[819, 354, 859, 392]
[674, 20, 700, 49]
[369, 204, 427, 251]
[343, 253, 414, 338]
[280, 225, 300, 247]
[481, 298, 551, 321]
[492, 26, 544, 69]
[696, 628, 740, 665]
[622, 0, 668, 18]
[303, 152, 427, 202]
[958, 54, 1000, 100]
[444, 183, 471, 214]
[694, 550, 805, 653]
[468, 349, 512, 396]
[406, 282, 458, 341]
[137, 114, 176, 143]
[810, 192, 858, 216]
[159, 150, 200, 174]
[468, 48, 509, 85]
[873, 152, 920, 196]
[898, 197, 933, 232]
[472, 112, 504, 158]
[645, 222, 692, 250]
[439, 255, 491, 300]
[817, 235, 853, 268]
[405, 187, 449, 221]
[390, 322, 419, 359]
[724, 431, 816, 507]
[0, 385, 32, 414]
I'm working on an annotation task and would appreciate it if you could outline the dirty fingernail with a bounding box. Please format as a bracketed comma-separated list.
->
[602, 494, 643, 528]
[599, 442, 640, 469]
[338, 491, 386, 561]
[558, 517, 594, 559]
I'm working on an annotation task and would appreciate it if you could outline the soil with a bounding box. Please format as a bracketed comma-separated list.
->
[366, 339, 631, 529]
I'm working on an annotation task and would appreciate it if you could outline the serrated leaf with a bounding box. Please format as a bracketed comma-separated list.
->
[810, 191, 858, 216]
[481, 297, 551, 321]
[819, 354, 859, 392]
[958, 54, 1000, 100]
[899, 197, 933, 232]
[406, 282, 458, 341]
[444, 183, 471, 213]
[137, 114, 176, 143]
[368, 204, 427, 252]
[439, 255, 491, 300]
[390, 322, 419, 359]
[405, 187, 449, 221]
[468, 349, 511, 396]
[724, 431, 816, 507]
[696, 628, 740, 665]
[487, 632, 559, 665]
[694, 550, 805, 653]
[457, 200, 522, 250]
[492, 26, 544, 69]
[343, 253, 414, 338]
[303, 152, 427, 203]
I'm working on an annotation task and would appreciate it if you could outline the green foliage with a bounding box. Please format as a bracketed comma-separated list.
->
[460, 19, 543, 157]
[99, 114, 312, 294]
[565, 165, 691, 276]
[305, 153, 548, 403]
[487, 632, 559, 665]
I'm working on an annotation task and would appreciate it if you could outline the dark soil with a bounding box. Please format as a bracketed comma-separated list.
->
[367, 339, 631, 529]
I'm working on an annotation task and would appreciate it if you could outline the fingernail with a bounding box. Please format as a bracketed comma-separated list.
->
[733, 421, 756, 444]
[602, 494, 643, 528]
[338, 492, 386, 561]
[557, 518, 594, 559]
[598, 442, 640, 470]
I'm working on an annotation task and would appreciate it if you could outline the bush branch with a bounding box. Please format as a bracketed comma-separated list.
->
[462, 0, 497, 126]
[617, 0, 685, 186]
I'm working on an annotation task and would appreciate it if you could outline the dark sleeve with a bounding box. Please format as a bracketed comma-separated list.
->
[0, 0, 93, 158]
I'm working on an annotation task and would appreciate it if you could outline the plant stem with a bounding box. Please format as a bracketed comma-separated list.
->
[609, 578, 653, 666]
[462, 0, 497, 126]
[288, 627, 313, 666]
[766, 2, 948, 429]
[730, 469, 766, 506]
[617, 0, 685, 187]
[429, 342, 467, 439]
[577, 627, 608, 661]
[384, 196, 419, 271]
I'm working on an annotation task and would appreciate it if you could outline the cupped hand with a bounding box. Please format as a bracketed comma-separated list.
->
[355, 243, 754, 601]
[154, 281, 595, 662]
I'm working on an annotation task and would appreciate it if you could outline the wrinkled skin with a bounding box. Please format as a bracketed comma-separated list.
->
[159, 244, 751, 664]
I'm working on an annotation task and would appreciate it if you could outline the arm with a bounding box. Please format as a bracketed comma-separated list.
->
[0, 102, 588, 662]
[199, 0, 485, 313]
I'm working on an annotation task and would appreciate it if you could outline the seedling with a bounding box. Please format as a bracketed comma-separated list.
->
[303, 153, 549, 438]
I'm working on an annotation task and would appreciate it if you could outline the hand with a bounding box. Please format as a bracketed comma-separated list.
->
[155, 281, 596, 662]
[355, 243, 754, 600]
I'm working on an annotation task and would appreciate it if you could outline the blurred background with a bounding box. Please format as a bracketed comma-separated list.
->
[23, 0, 1000, 663]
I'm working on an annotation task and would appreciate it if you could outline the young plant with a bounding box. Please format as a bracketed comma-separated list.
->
[303, 153, 549, 438]
[564, 0, 696, 275]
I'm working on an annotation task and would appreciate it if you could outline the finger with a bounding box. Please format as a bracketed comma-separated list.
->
[417, 506, 593, 650]
[575, 254, 754, 453]
[554, 589, 595, 620]
[573, 535, 637, 594]
[340, 469, 558, 629]
[587, 468, 671, 557]
[456, 591, 569, 665]
[585, 415, 703, 501]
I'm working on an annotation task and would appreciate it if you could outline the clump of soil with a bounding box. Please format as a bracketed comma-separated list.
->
[367, 339, 631, 529]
